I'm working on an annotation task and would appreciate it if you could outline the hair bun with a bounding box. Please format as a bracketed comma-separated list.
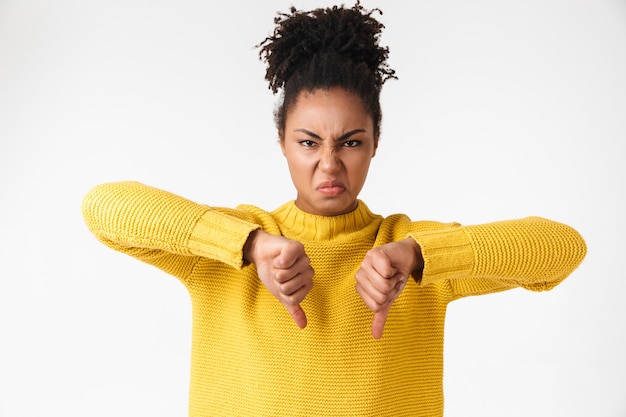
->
[257, 2, 396, 93]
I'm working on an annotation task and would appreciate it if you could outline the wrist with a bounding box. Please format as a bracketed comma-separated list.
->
[243, 228, 263, 265]
[404, 237, 424, 280]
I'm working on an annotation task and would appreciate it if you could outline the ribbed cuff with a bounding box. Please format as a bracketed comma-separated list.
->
[188, 210, 260, 269]
[409, 227, 475, 285]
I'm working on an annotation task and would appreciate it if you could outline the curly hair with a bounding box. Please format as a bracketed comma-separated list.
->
[257, 1, 397, 138]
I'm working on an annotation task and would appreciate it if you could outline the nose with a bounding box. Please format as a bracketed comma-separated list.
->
[319, 148, 342, 173]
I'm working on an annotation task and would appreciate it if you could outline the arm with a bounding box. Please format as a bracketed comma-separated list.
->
[81, 181, 261, 281]
[356, 217, 586, 338]
[83, 181, 314, 328]
[411, 216, 587, 297]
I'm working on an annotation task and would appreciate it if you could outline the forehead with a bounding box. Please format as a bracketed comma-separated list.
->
[286, 88, 373, 129]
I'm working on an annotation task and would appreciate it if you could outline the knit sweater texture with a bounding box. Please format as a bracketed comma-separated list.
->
[81, 181, 587, 417]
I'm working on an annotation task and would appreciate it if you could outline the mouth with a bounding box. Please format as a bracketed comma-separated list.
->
[317, 180, 346, 197]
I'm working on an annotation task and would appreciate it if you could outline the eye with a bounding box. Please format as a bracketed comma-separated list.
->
[342, 140, 361, 147]
[299, 140, 317, 147]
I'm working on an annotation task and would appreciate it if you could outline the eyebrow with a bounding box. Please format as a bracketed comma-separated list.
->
[294, 128, 366, 142]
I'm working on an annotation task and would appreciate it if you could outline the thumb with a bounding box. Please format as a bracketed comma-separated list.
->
[371, 304, 391, 339]
[285, 303, 307, 329]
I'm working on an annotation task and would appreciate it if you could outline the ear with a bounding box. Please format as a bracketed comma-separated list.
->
[278, 130, 287, 156]
[372, 135, 379, 158]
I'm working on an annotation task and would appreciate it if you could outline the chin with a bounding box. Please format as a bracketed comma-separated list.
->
[295, 192, 358, 216]
[315, 199, 357, 216]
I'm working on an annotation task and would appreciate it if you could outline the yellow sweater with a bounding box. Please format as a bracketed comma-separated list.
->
[82, 181, 586, 417]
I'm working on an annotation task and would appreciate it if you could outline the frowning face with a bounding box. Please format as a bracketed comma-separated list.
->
[280, 88, 378, 216]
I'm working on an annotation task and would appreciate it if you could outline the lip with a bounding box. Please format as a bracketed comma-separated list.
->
[317, 180, 346, 196]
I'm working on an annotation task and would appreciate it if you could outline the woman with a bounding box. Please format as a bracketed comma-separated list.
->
[81, 3, 587, 416]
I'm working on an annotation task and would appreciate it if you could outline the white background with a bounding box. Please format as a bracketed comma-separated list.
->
[1, 0, 624, 416]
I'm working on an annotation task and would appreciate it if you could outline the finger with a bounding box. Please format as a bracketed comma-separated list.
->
[280, 282, 314, 309]
[279, 273, 312, 298]
[367, 249, 397, 279]
[285, 303, 307, 329]
[355, 281, 387, 312]
[369, 278, 407, 339]
[356, 264, 387, 297]
[273, 241, 305, 269]
[274, 255, 312, 284]
[279, 278, 305, 297]
[356, 280, 386, 308]
[371, 304, 391, 339]
[360, 271, 405, 305]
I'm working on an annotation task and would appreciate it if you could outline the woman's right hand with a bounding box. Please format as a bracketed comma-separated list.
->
[243, 229, 314, 329]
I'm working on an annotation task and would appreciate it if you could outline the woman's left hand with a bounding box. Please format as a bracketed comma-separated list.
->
[355, 238, 423, 339]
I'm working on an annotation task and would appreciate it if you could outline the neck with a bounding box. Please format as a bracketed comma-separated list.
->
[272, 200, 382, 242]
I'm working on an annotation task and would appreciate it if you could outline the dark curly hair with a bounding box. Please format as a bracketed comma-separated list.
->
[256, 1, 397, 139]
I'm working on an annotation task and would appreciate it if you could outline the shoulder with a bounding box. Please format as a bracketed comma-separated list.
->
[378, 212, 460, 243]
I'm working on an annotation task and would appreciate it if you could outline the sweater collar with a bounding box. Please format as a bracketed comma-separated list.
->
[271, 200, 382, 242]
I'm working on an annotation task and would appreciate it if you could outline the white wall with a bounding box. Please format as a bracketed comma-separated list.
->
[1, 0, 624, 416]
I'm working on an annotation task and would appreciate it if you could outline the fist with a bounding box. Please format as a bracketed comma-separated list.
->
[244, 229, 314, 328]
[355, 238, 422, 339]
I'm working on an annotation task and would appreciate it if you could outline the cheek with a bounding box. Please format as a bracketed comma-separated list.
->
[356, 165, 371, 187]
[286, 150, 304, 168]
[286, 150, 313, 181]
[347, 155, 373, 183]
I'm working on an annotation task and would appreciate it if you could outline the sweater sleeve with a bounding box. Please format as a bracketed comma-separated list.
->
[408, 217, 587, 299]
[81, 181, 261, 281]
